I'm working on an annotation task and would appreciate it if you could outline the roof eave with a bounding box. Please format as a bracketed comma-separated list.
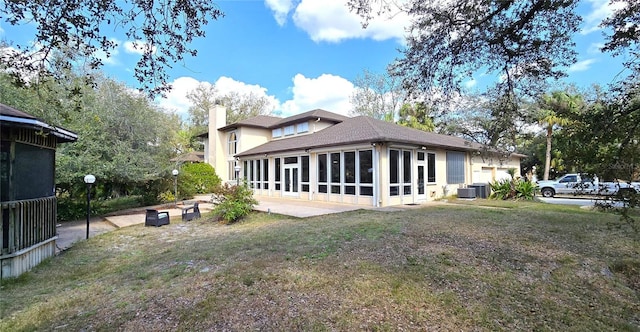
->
[1, 115, 78, 142]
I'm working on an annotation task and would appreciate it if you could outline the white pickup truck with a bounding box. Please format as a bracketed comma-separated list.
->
[536, 173, 639, 198]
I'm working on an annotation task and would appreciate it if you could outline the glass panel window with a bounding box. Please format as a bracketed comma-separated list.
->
[275, 158, 281, 181]
[284, 125, 295, 136]
[256, 160, 261, 189]
[418, 165, 425, 195]
[228, 132, 237, 155]
[359, 150, 373, 184]
[330, 153, 340, 183]
[319, 184, 328, 193]
[418, 151, 425, 161]
[345, 186, 356, 195]
[403, 151, 411, 184]
[390, 149, 399, 184]
[284, 156, 298, 164]
[297, 122, 309, 133]
[301, 156, 309, 182]
[331, 185, 340, 194]
[360, 186, 373, 196]
[272, 128, 282, 138]
[318, 154, 327, 183]
[427, 153, 436, 183]
[446, 151, 465, 184]
[344, 151, 355, 183]
[263, 159, 269, 189]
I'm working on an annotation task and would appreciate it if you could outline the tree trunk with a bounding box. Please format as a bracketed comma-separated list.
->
[544, 126, 552, 180]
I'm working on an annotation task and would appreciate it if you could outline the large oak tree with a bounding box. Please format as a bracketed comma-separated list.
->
[1, 0, 224, 97]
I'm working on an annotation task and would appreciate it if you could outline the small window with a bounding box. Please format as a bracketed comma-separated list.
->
[272, 128, 282, 138]
[427, 153, 436, 183]
[284, 125, 295, 136]
[297, 122, 309, 133]
[227, 132, 237, 155]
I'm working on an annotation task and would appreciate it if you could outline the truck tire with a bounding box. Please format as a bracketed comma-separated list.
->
[541, 188, 555, 198]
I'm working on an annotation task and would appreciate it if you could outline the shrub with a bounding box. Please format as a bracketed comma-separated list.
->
[489, 174, 535, 201]
[180, 163, 221, 194]
[490, 179, 513, 200]
[514, 179, 536, 200]
[212, 183, 258, 224]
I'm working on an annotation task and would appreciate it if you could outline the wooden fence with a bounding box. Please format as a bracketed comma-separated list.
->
[1, 196, 57, 255]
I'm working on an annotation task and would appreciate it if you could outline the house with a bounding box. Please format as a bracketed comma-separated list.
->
[201, 105, 522, 207]
[1, 103, 77, 278]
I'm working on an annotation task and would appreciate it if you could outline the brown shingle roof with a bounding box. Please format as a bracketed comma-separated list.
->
[272, 109, 349, 127]
[219, 109, 349, 132]
[236, 116, 480, 157]
[170, 151, 205, 163]
[219, 115, 282, 131]
[0, 103, 37, 119]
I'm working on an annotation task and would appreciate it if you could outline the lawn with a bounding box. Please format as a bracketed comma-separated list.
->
[1, 202, 638, 331]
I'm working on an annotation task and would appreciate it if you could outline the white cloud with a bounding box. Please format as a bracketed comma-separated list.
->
[157, 73, 356, 119]
[156, 77, 204, 115]
[463, 79, 477, 89]
[281, 73, 354, 116]
[266, 0, 407, 43]
[123, 40, 157, 55]
[265, 0, 295, 26]
[580, 0, 627, 35]
[568, 59, 597, 72]
[587, 42, 605, 54]
[156, 76, 280, 117]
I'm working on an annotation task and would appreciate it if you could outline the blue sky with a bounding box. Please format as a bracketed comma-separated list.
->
[0, 0, 632, 118]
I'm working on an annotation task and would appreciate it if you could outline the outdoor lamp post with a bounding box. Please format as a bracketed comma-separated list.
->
[172, 169, 179, 207]
[83, 174, 96, 240]
[234, 165, 241, 186]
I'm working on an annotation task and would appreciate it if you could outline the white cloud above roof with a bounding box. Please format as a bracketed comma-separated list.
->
[281, 73, 354, 116]
[265, 0, 407, 43]
[158, 73, 355, 118]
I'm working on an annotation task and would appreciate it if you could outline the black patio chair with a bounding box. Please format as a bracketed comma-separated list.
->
[145, 209, 170, 227]
[181, 202, 201, 221]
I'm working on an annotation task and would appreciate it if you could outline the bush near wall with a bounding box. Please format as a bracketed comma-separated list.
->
[179, 163, 221, 196]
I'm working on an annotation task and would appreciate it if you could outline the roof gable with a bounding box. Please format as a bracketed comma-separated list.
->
[219, 109, 349, 132]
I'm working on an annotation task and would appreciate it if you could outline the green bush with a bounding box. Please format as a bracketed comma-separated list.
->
[489, 175, 535, 201]
[212, 183, 258, 224]
[490, 179, 513, 200]
[180, 163, 221, 194]
[514, 180, 535, 200]
[57, 196, 144, 222]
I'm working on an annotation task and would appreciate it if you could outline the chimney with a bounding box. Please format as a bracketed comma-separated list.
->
[208, 104, 228, 180]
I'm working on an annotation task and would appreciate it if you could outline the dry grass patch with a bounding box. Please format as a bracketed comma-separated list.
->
[1, 203, 638, 331]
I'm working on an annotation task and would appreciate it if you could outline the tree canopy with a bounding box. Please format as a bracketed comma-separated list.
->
[349, 0, 580, 99]
[1, 0, 224, 97]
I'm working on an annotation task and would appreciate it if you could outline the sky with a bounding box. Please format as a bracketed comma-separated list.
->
[0, 0, 632, 119]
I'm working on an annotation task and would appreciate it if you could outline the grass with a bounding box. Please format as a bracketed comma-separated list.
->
[1, 201, 639, 331]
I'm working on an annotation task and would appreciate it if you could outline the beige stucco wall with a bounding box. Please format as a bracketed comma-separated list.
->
[470, 154, 522, 184]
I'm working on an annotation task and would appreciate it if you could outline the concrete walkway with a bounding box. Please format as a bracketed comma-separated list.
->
[54, 195, 415, 253]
